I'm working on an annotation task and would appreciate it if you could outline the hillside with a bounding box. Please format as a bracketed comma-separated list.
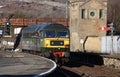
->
[0, 0, 67, 18]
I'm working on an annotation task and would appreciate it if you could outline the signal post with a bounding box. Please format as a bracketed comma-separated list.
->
[98, 23, 114, 54]
[4, 21, 11, 35]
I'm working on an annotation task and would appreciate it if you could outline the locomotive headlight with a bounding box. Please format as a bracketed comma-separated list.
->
[51, 41, 54, 45]
[58, 48, 61, 50]
[60, 42, 63, 45]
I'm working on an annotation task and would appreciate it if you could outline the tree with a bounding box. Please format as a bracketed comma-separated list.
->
[107, 0, 120, 35]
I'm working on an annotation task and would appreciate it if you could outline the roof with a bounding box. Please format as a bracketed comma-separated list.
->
[22, 22, 69, 33]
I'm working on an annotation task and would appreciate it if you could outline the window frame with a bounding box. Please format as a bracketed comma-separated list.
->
[81, 9, 86, 19]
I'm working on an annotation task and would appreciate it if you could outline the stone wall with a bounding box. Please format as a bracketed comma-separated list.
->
[69, 0, 107, 51]
[103, 57, 120, 69]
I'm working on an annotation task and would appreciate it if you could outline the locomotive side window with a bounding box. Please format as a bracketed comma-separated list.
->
[37, 30, 43, 37]
[45, 30, 55, 38]
[23, 33, 32, 38]
[31, 30, 43, 37]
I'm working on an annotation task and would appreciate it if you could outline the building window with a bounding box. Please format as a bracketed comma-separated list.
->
[90, 11, 95, 17]
[99, 9, 103, 19]
[81, 9, 85, 19]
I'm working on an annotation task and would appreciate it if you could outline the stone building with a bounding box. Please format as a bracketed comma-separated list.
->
[69, 0, 107, 51]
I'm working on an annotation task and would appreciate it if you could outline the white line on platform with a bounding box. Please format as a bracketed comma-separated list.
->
[33, 57, 57, 77]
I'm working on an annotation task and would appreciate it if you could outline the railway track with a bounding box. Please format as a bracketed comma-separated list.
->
[46, 52, 120, 77]
[46, 64, 120, 77]
[60, 65, 120, 77]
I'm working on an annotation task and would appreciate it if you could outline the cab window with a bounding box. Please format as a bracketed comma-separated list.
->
[57, 31, 69, 38]
[45, 30, 55, 38]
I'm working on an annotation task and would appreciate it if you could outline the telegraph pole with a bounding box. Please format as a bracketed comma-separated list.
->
[66, 0, 69, 27]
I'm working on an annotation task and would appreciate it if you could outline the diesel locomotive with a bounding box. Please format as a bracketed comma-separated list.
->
[21, 22, 70, 64]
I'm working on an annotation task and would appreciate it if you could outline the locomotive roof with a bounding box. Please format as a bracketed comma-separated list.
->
[22, 22, 69, 33]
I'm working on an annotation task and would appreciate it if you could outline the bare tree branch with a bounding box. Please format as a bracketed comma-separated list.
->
[108, 0, 120, 34]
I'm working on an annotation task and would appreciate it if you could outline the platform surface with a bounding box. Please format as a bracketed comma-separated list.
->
[0, 52, 56, 77]
[101, 53, 120, 59]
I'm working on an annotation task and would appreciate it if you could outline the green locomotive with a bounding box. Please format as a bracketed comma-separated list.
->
[21, 22, 70, 63]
